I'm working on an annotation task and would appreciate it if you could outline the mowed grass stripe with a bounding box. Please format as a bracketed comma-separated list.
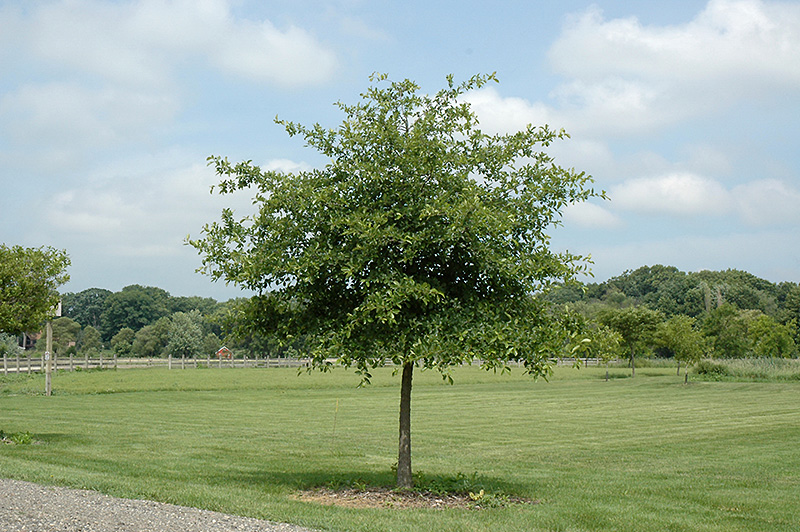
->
[1, 366, 799, 532]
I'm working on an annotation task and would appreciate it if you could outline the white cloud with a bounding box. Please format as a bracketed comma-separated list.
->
[732, 179, 800, 226]
[45, 156, 312, 258]
[463, 87, 557, 134]
[610, 173, 732, 216]
[563, 202, 624, 229]
[8, 0, 337, 88]
[609, 173, 800, 227]
[547, 0, 800, 134]
[0, 82, 177, 147]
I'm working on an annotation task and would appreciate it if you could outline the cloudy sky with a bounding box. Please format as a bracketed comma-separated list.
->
[2, 0, 799, 300]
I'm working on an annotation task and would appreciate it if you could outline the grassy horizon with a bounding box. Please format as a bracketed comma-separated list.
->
[1, 365, 798, 531]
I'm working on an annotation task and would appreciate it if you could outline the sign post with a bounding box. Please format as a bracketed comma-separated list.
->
[45, 300, 61, 397]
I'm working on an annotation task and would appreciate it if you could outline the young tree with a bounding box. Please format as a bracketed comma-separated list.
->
[0, 245, 70, 335]
[655, 315, 705, 383]
[598, 306, 662, 377]
[190, 73, 601, 488]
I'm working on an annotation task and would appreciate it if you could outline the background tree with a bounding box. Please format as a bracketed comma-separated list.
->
[111, 327, 135, 357]
[0, 244, 70, 335]
[0, 333, 23, 358]
[166, 311, 204, 359]
[78, 325, 103, 354]
[747, 315, 797, 358]
[132, 316, 171, 358]
[100, 285, 171, 340]
[62, 288, 111, 329]
[50, 317, 81, 355]
[701, 303, 752, 358]
[598, 306, 662, 377]
[655, 315, 705, 383]
[191, 73, 600, 488]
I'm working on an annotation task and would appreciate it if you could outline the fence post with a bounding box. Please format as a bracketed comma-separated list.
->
[181, 355, 185, 370]
[168, 354, 172, 370]
[27, 354, 32, 374]
[3, 353, 6, 375]
[69, 353, 74, 371]
[99, 352, 103, 369]
[114, 353, 118, 370]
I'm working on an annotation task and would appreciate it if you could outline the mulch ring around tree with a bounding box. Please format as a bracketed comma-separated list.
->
[294, 487, 537, 510]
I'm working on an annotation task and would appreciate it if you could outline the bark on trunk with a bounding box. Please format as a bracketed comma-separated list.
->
[397, 362, 414, 489]
[630, 347, 636, 378]
[677, 360, 681, 376]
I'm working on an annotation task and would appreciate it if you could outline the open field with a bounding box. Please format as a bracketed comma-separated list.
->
[1, 366, 799, 532]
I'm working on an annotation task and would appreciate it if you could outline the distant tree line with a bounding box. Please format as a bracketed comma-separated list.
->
[546, 265, 799, 374]
[19, 285, 289, 359]
[13, 265, 795, 365]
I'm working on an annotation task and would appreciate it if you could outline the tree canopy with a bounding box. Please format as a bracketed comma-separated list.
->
[0, 244, 70, 335]
[191, 73, 601, 487]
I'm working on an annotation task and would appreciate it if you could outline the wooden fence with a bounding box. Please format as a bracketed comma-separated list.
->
[2, 352, 601, 375]
[1, 352, 311, 375]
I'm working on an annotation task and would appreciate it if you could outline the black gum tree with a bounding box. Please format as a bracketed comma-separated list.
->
[190, 73, 601, 488]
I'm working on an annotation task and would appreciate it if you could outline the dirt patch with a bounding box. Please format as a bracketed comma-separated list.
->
[294, 487, 536, 510]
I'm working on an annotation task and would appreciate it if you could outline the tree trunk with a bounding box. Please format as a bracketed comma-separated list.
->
[605, 362, 609, 382]
[397, 362, 414, 489]
[676, 360, 681, 376]
[630, 347, 635, 378]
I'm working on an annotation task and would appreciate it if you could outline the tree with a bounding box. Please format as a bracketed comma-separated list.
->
[598, 306, 662, 377]
[0, 333, 23, 358]
[111, 327, 135, 357]
[100, 285, 171, 340]
[78, 326, 103, 354]
[655, 315, 705, 383]
[166, 311, 203, 359]
[0, 245, 70, 335]
[747, 315, 797, 358]
[701, 303, 752, 357]
[62, 288, 112, 329]
[190, 73, 600, 488]
[50, 316, 81, 355]
[131, 317, 171, 358]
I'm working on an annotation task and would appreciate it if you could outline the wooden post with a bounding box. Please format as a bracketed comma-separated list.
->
[27, 353, 32, 374]
[181, 354, 185, 370]
[85, 352, 89, 369]
[69, 353, 74, 371]
[99, 352, 103, 369]
[45, 320, 53, 395]
[3, 353, 6, 375]
[168, 354, 172, 370]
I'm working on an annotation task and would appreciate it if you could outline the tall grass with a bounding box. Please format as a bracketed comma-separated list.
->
[1, 366, 799, 531]
[695, 357, 800, 381]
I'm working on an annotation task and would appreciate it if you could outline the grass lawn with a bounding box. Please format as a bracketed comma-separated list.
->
[1, 365, 799, 532]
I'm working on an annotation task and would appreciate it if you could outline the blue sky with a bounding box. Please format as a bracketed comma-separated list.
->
[2, 0, 799, 300]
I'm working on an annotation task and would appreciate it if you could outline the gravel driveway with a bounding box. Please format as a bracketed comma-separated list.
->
[0, 479, 320, 532]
